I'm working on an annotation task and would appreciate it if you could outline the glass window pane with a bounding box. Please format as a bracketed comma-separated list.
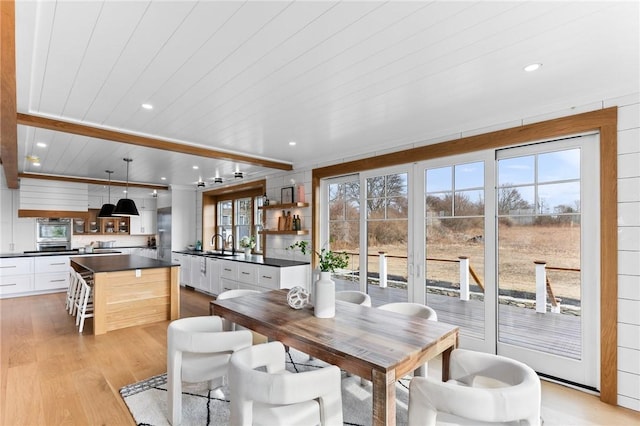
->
[454, 190, 484, 216]
[426, 167, 452, 193]
[538, 182, 581, 214]
[367, 176, 386, 198]
[346, 198, 360, 220]
[386, 173, 407, 197]
[498, 156, 534, 186]
[498, 185, 534, 215]
[387, 197, 408, 219]
[455, 162, 484, 190]
[538, 149, 580, 183]
[367, 198, 385, 219]
[426, 193, 452, 217]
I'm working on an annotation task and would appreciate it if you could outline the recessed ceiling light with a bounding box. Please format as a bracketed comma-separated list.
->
[161, 177, 166, 180]
[142, 103, 153, 110]
[289, 141, 297, 146]
[33, 162, 41, 167]
[192, 165, 199, 170]
[36, 142, 47, 148]
[524, 63, 542, 72]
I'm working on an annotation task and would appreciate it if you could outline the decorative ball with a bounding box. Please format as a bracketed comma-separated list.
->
[287, 286, 309, 309]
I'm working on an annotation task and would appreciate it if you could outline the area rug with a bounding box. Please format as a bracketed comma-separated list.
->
[120, 348, 409, 425]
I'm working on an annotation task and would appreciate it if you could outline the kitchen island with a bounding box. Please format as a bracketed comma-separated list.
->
[70, 254, 179, 335]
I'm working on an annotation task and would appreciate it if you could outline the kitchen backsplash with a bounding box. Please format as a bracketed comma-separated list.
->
[72, 234, 151, 248]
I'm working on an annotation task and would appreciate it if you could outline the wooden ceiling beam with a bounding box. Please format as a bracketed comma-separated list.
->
[0, 0, 18, 189]
[17, 113, 293, 171]
[18, 172, 169, 191]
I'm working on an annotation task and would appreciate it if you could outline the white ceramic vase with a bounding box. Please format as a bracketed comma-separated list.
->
[244, 247, 252, 257]
[313, 271, 335, 318]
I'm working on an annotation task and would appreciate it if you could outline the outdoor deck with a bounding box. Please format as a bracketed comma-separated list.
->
[335, 278, 581, 360]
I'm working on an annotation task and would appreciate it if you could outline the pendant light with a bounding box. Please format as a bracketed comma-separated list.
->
[113, 158, 139, 216]
[97, 170, 116, 218]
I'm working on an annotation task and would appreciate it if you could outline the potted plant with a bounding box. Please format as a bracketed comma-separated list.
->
[287, 241, 349, 318]
[240, 235, 256, 256]
[287, 240, 349, 272]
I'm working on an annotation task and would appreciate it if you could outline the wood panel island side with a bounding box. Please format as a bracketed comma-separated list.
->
[70, 254, 180, 335]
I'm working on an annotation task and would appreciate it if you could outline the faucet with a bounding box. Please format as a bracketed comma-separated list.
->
[227, 234, 236, 255]
[211, 233, 225, 253]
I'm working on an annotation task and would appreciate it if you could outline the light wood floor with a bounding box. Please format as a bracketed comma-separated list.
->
[1, 288, 638, 425]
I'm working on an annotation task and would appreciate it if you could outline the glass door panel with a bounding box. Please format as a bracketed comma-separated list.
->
[327, 178, 360, 288]
[364, 171, 409, 305]
[496, 136, 599, 388]
[424, 161, 486, 341]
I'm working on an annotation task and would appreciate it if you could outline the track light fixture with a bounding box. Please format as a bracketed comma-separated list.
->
[234, 171, 243, 179]
[214, 177, 223, 184]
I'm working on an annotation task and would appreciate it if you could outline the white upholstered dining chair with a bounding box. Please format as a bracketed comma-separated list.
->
[378, 302, 438, 377]
[215, 289, 261, 331]
[229, 341, 343, 426]
[335, 290, 372, 307]
[167, 315, 253, 426]
[408, 348, 541, 426]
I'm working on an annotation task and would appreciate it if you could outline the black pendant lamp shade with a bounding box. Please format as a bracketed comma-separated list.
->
[113, 158, 139, 216]
[97, 170, 116, 218]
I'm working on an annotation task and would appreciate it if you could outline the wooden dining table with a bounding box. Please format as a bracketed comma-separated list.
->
[211, 289, 459, 426]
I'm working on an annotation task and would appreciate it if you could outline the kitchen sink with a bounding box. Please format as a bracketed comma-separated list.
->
[204, 251, 238, 257]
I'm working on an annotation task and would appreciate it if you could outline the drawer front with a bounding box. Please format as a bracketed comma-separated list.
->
[0, 274, 33, 295]
[220, 278, 238, 293]
[35, 256, 70, 274]
[237, 264, 257, 285]
[220, 261, 237, 280]
[258, 266, 280, 290]
[35, 271, 69, 291]
[0, 257, 34, 276]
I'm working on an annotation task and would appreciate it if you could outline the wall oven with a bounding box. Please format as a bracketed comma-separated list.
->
[36, 218, 72, 251]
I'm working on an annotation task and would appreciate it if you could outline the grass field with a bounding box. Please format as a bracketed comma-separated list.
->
[339, 224, 581, 301]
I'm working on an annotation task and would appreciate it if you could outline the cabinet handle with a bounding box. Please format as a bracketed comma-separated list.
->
[50, 262, 66, 266]
[50, 279, 66, 283]
[224, 268, 232, 272]
[0, 283, 17, 287]
[241, 272, 250, 275]
[0, 265, 17, 269]
[261, 275, 273, 279]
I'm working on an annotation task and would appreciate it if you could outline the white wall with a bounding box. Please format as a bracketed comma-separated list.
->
[170, 186, 197, 252]
[612, 95, 640, 411]
[265, 93, 640, 411]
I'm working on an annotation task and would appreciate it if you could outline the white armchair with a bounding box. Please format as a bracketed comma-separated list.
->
[335, 290, 372, 307]
[229, 341, 343, 426]
[408, 348, 541, 426]
[378, 302, 438, 377]
[167, 315, 253, 425]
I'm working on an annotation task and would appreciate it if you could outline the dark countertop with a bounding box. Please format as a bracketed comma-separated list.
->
[70, 254, 178, 273]
[173, 250, 310, 268]
[1, 250, 122, 259]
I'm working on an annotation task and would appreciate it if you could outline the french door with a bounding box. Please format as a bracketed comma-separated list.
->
[322, 134, 600, 389]
[415, 134, 599, 389]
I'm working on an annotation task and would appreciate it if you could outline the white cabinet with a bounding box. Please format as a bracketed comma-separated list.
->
[34, 255, 69, 291]
[172, 253, 189, 286]
[88, 195, 103, 209]
[0, 257, 34, 295]
[206, 257, 222, 295]
[129, 198, 157, 235]
[190, 255, 208, 292]
[0, 189, 36, 253]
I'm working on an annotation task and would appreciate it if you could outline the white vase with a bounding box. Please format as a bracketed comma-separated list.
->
[313, 271, 335, 318]
[244, 247, 252, 257]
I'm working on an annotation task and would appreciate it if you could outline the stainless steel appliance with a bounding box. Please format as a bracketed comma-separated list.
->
[36, 218, 72, 251]
[157, 207, 171, 262]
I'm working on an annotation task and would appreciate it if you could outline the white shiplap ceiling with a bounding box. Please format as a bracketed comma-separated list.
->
[13, 0, 640, 193]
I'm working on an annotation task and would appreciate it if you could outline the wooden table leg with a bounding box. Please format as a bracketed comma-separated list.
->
[441, 345, 454, 382]
[371, 369, 396, 426]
